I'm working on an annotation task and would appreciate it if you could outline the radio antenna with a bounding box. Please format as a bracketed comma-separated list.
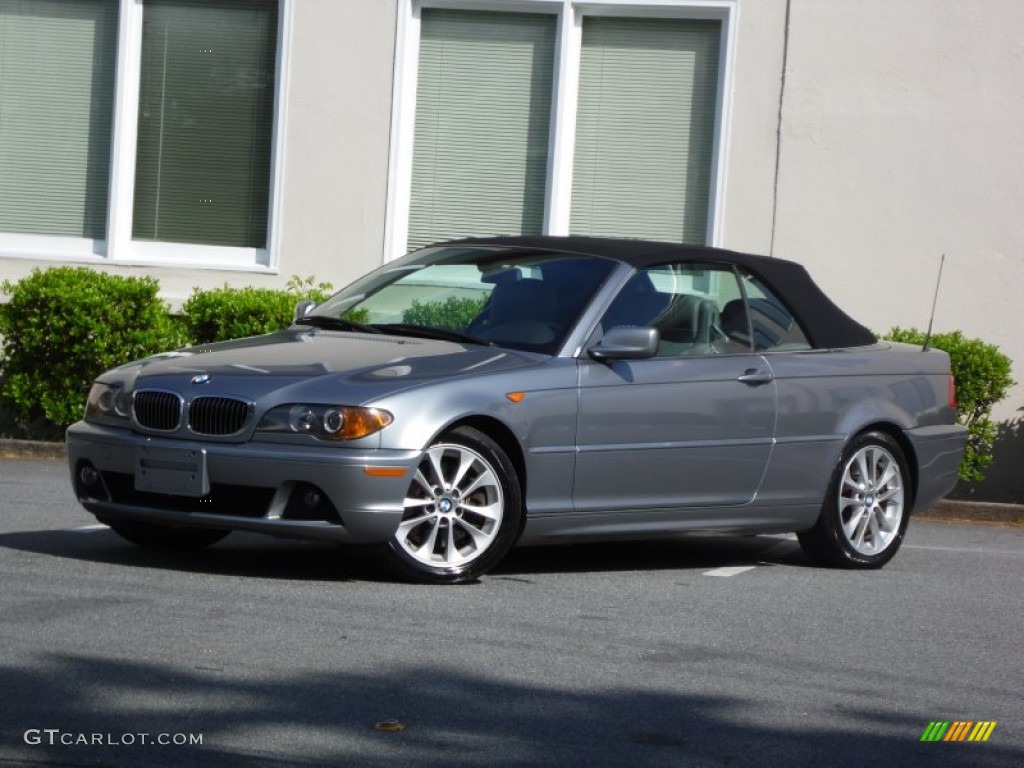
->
[922, 254, 946, 351]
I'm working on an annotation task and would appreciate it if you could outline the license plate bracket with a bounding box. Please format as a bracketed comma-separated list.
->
[135, 446, 209, 497]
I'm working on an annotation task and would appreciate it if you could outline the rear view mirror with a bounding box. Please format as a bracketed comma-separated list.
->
[588, 326, 658, 361]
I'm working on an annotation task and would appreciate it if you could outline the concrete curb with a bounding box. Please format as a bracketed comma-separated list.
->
[2, 438, 1021, 526]
[0, 438, 66, 460]
[918, 499, 1024, 527]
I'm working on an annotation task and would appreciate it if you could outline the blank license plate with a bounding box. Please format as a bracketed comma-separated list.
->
[135, 446, 209, 497]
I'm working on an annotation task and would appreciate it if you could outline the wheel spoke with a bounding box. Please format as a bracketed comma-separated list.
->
[411, 469, 434, 497]
[838, 495, 860, 513]
[460, 467, 498, 498]
[866, 508, 884, 550]
[876, 460, 898, 489]
[444, 521, 458, 562]
[414, 519, 441, 558]
[426, 447, 448, 489]
[876, 486, 902, 503]
[454, 517, 491, 550]
[875, 505, 897, 532]
[402, 496, 433, 509]
[460, 500, 502, 521]
[849, 510, 869, 544]
[842, 469, 865, 495]
[842, 504, 867, 540]
[855, 451, 872, 486]
[396, 512, 433, 536]
[450, 451, 477, 492]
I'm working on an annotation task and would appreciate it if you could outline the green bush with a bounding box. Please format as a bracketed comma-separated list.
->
[0, 267, 186, 431]
[182, 276, 334, 344]
[402, 295, 487, 330]
[884, 327, 1014, 482]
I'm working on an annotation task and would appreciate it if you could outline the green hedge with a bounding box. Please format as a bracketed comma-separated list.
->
[402, 295, 486, 330]
[0, 271, 333, 435]
[182, 276, 333, 344]
[884, 327, 1014, 483]
[0, 267, 186, 432]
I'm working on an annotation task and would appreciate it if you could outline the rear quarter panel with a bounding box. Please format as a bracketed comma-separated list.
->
[757, 342, 958, 507]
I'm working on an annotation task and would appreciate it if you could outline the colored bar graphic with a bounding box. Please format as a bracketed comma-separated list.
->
[920, 721, 949, 742]
[920, 720, 996, 742]
[969, 722, 998, 742]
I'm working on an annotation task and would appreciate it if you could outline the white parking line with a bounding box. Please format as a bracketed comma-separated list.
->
[703, 565, 757, 578]
[70, 524, 109, 532]
[904, 544, 1022, 556]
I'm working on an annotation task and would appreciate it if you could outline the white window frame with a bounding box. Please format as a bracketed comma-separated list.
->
[0, 0, 291, 273]
[384, 0, 738, 262]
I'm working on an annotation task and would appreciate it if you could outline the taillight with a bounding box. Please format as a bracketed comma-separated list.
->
[948, 374, 957, 409]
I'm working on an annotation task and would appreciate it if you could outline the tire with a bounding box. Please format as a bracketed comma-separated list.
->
[385, 426, 523, 584]
[798, 430, 910, 569]
[104, 520, 230, 550]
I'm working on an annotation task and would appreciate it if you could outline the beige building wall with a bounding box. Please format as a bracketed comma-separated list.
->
[719, 0, 787, 254]
[767, 0, 1024, 499]
[267, 0, 397, 298]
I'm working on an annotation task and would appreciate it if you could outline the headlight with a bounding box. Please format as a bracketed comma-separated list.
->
[256, 404, 393, 441]
[85, 382, 132, 422]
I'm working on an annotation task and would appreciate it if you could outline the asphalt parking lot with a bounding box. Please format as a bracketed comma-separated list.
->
[1, 458, 1021, 767]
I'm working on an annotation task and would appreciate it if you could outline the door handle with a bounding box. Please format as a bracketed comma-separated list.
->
[737, 368, 773, 385]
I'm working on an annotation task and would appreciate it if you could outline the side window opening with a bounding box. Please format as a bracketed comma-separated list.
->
[738, 271, 811, 352]
[599, 263, 751, 357]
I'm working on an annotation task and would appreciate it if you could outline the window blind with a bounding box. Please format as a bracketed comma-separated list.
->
[0, 0, 117, 239]
[408, 9, 555, 251]
[570, 17, 721, 244]
[132, 0, 277, 248]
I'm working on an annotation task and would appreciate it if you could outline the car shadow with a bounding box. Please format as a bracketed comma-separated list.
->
[0, 525, 809, 582]
[496, 534, 810, 578]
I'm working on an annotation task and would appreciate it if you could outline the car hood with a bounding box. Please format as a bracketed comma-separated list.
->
[118, 329, 544, 402]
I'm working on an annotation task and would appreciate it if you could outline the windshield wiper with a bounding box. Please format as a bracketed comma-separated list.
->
[372, 324, 496, 347]
[294, 315, 382, 334]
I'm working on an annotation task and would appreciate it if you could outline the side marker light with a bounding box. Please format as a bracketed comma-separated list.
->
[363, 467, 408, 478]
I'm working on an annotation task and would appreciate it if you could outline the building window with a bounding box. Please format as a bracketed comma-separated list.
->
[0, 0, 118, 239]
[388, 1, 735, 259]
[0, 0, 283, 268]
[570, 17, 720, 245]
[133, 0, 277, 248]
[409, 9, 555, 250]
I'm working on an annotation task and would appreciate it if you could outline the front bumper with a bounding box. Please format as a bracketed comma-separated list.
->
[66, 421, 422, 544]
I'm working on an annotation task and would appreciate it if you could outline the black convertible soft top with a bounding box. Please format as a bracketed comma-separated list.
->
[445, 235, 877, 350]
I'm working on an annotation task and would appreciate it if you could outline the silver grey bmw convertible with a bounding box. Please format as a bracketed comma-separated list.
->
[67, 236, 967, 583]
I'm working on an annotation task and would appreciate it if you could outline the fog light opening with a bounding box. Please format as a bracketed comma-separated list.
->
[79, 465, 101, 487]
[75, 461, 110, 502]
[282, 482, 342, 525]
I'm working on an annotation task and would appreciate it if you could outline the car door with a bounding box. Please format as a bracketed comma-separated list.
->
[573, 262, 776, 513]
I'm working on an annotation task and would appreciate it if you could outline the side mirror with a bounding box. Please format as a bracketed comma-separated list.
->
[588, 326, 658, 361]
[293, 300, 316, 322]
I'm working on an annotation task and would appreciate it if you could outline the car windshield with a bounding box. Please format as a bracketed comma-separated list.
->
[305, 246, 617, 354]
